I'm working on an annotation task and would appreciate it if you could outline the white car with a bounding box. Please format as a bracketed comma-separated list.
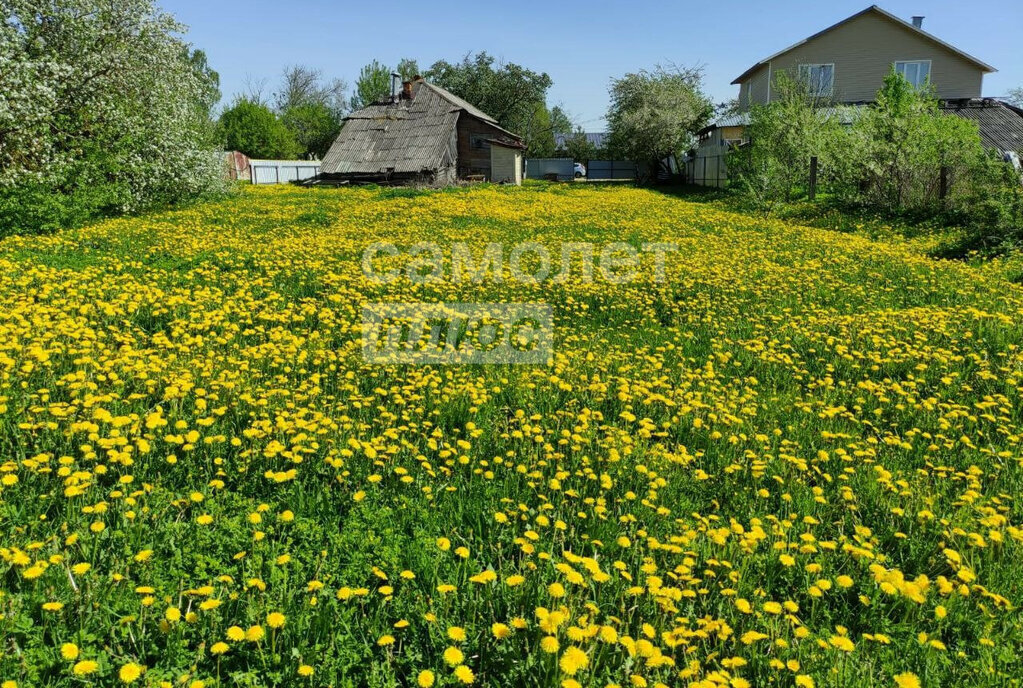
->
[574, 162, 586, 178]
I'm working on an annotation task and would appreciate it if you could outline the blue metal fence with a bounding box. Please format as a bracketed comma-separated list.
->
[587, 160, 636, 180]
[524, 158, 574, 181]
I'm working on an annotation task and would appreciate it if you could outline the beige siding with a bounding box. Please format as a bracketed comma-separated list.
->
[490, 146, 521, 185]
[740, 66, 771, 110]
[744, 12, 984, 106]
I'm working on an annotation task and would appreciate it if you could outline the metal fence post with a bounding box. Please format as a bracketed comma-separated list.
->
[809, 156, 818, 201]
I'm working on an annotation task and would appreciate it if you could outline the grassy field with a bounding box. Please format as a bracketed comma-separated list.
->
[0, 183, 1021, 688]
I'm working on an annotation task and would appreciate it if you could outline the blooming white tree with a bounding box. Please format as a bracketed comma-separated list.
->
[0, 0, 224, 230]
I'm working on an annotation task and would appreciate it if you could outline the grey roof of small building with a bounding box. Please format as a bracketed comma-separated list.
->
[554, 132, 607, 149]
[940, 98, 1023, 154]
[319, 80, 519, 176]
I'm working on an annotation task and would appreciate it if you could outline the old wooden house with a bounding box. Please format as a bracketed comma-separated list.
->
[318, 77, 524, 185]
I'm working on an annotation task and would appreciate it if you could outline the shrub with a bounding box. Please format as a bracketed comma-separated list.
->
[832, 72, 989, 213]
[727, 73, 843, 208]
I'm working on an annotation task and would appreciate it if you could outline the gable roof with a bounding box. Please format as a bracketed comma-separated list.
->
[731, 5, 995, 85]
[319, 80, 520, 176]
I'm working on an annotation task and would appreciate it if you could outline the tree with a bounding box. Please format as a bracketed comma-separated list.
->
[425, 52, 553, 152]
[219, 98, 299, 159]
[1007, 87, 1023, 108]
[563, 129, 600, 162]
[275, 65, 347, 118]
[0, 0, 225, 234]
[351, 60, 392, 110]
[606, 64, 713, 180]
[550, 106, 574, 135]
[280, 102, 341, 158]
[396, 58, 421, 82]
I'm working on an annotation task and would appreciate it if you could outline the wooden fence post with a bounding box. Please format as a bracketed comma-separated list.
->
[939, 166, 948, 200]
[808, 156, 818, 201]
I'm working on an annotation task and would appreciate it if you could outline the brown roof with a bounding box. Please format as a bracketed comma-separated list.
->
[731, 5, 995, 85]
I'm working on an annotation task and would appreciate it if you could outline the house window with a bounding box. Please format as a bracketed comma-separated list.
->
[894, 60, 931, 88]
[470, 135, 491, 150]
[797, 63, 834, 96]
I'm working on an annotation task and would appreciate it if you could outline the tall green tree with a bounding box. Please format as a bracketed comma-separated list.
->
[0, 0, 225, 234]
[550, 106, 574, 135]
[351, 60, 392, 110]
[219, 98, 299, 159]
[425, 52, 553, 152]
[606, 64, 712, 179]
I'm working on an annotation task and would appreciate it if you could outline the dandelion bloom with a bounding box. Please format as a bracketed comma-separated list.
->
[447, 626, 466, 642]
[226, 626, 245, 642]
[417, 670, 435, 687]
[211, 642, 229, 655]
[541, 636, 560, 653]
[73, 661, 99, 676]
[266, 612, 286, 629]
[559, 646, 589, 675]
[443, 647, 464, 666]
[60, 643, 79, 660]
[118, 662, 144, 683]
[453, 665, 475, 684]
[893, 674, 920, 688]
[377, 635, 395, 646]
[492, 623, 511, 639]
[297, 665, 314, 677]
[245, 625, 265, 642]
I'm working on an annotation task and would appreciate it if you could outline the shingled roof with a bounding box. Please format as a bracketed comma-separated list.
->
[940, 99, 1023, 155]
[319, 80, 519, 177]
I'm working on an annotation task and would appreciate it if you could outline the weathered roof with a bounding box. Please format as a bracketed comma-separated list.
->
[319, 80, 520, 176]
[731, 5, 995, 85]
[554, 132, 607, 149]
[941, 99, 1023, 154]
[700, 106, 864, 133]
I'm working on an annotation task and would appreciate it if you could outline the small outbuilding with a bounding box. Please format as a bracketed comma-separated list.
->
[318, 77, 524, 185]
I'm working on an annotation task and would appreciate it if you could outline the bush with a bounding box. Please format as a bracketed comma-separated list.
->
[831, 72, 989, 213]
[728, 73, 843, 208]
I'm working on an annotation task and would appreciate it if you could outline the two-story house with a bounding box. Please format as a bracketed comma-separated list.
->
[688, 5, 1021, 187]
[733, 5, 993, 110]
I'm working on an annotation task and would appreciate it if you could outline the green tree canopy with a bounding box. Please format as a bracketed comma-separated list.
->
[0, 0, 224, 233]
[280, 101, 341, 159]
[351, 60, 393, 110]
[219, 98, 299, 159]
[606, 64, 712, 178]
[425, 52, 553, 153]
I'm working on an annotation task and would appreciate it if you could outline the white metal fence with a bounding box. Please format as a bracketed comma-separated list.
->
[250, 159, 321, 185]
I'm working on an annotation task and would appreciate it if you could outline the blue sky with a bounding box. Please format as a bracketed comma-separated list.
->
[165, 0, 1022, 129]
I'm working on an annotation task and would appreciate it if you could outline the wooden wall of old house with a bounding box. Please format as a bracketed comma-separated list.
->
[456, 116, 516, 179]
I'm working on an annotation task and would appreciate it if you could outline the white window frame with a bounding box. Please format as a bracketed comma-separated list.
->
[894, 60, 932, 89]
[797, 63, 835, 97]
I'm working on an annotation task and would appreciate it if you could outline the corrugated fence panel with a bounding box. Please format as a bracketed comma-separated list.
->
[587, 160, 637, 180]
[524, 158, 574, 181]
[250, 160, 321, 185]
